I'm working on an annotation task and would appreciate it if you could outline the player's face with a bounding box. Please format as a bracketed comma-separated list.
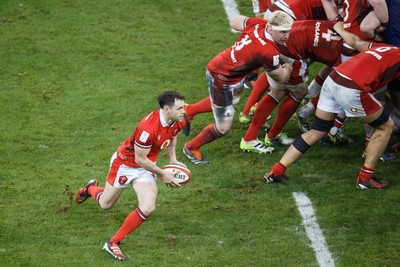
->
[271, 29, 290, 45]
[167, 99, 185, 123]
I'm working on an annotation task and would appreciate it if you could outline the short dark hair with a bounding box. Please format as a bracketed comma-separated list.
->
[157, 91, 185, 108]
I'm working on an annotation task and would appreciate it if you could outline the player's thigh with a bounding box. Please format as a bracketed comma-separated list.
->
[268, 86, 288, 101]
[99, 182, 124, 209]
[206, 70, 243, 107]
[133, 182, 158, 213]
[287, 82, 308, 99]
[358, 106, 385, 125]
[209, 88, 237, 133]
[315, 108, 336, 121]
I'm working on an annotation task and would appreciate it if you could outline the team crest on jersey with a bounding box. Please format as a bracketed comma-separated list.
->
[157, 135, 161, 140]
[173, 128, 179, 135]
[139, 130, 150, 143]
[161, 139, 171, 149]
[118, 175, 128, 185]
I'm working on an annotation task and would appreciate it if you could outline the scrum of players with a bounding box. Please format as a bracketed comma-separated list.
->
[76, 1, 400, 260]
[182, 0, 400, 189]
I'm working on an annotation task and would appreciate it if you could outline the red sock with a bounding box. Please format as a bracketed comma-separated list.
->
[310, 93, 319, 107]
[88, 185, 104, 203]
[242, 72, 269, 115]
[186, 97, 212, 119]
[314, 74, 325, 87]
[268, 94, 302, 139]
[358, 165, 374, 182]
[110, 207, 148, 243]
[272, 162, 287, 176]
[243, 94, 278, 141]
[187, 123, 223, 150]
[334, 116, 346, 129]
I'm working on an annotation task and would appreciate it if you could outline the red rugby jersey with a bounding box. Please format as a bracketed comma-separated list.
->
[268, 0, 328, 20]
[342, 0, 372, 41]
[335, 44, 400, 92]
[277, 20, 343, 67]
[115, 109, 185, 168]
[207, 17, 281, 85]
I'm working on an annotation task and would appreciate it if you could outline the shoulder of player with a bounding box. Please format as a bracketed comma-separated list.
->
[244, 17, 267, 29]
[139, 109, 160, 124]
[137, 110, 161, 133]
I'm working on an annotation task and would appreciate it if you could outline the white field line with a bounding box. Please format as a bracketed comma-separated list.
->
[220, 0, 240, 33]
[293, 192, 335, 267]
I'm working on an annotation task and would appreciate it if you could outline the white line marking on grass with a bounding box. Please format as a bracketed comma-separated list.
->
[220, 0, 240, 33]
[293, 192, 335, 267]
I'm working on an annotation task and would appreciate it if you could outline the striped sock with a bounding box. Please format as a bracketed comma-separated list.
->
[186, 123, 223, 150]
[358, 165, 374, 182]
[88, 185, 104, 203]
[110, 207, 148, 243]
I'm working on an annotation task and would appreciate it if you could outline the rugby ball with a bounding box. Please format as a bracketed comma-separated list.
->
[162, 164, 192, 184]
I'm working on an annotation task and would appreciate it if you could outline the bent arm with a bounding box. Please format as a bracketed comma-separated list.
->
[360, 11, 385, 39]
[360, 0, 389, 38]
[368, 0, 389, 25]
[267, 63, 292, 84]
[134, 145, 164, 176]
[135, 144, 178, 184]
[334, 22, 371, 52]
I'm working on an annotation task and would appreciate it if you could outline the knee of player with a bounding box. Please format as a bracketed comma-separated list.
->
[138, 205, 156, 216]
[216, 126, 230, 135]
[385, 117, 395, 130]
[292, 135, 311, 154]
[369, 110, 393, 132]
[378, 118, 394, 133]
[98, 200, 114, 210]
[291, 91, 307, 102]
[311, 116, 334, 133]
[214, 122, 230, 135]
[293, 84, 308, 99]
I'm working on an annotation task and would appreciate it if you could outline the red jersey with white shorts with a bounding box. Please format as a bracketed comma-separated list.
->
[342, 0, 372, 41]
[207, 17, 281, 87]
[335, 44, 400, 93]
[114, 109, 185, 168]
[268, 0, 328, 20]
[277, 20, 343, 67]
[318, 44, 400, 117]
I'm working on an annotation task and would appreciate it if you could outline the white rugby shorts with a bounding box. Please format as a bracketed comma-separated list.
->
[106, 152, 157, 188]
[317, 76, 382, 117]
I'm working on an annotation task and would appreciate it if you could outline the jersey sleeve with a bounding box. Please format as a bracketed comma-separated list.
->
[245, 17, 267, 29]
[263, 49, 281, 72]
[133, 125, 154, 150]
[133, 115, 158, 150]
